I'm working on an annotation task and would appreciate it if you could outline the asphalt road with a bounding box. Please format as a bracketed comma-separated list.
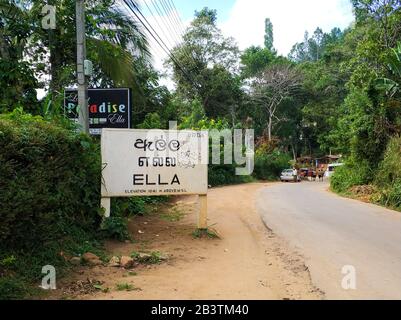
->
[257, 181, 401, 299]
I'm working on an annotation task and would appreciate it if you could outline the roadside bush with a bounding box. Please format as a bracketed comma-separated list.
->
[0, 110, 105, 299]
[0, 110, 102, 249]
[101, 216, 130, 241]
[253, 150, 291, 181]
[375, 136, 401, 187]
[0, 277, 29, 300]
[208, 164, 253, 186]
[102, 196, 169, 240]
[377, 180, 401, 209]
[330, 157, 372, 193]
[207, 132, 254, 187]
[374, 136, 401, 209]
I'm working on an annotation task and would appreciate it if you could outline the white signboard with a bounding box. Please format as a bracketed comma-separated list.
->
[101, 129, 208, 197]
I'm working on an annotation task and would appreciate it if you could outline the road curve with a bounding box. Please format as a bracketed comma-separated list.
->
[257, 181, 401, 299]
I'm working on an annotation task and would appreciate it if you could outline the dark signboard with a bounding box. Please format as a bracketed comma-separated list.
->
[64, 88, 131, 135]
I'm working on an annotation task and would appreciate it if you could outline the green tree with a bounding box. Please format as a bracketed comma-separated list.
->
[251, 63, 302, 141]
[240, 46, 275, 78]
[0, 0, 38, 112]
[321, 1, 401, 167]
[264, 18, 274, 52]
[1, 0, 150, 113]
[39, 0, 149, 96]
[352, 0, 401, 48]
[167, 7, 241, 120]
[289, 27, 344, 62]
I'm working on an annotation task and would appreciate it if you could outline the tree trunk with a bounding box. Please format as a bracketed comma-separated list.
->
[0, 32, 10, 59]
[267, 115, 272, 141]
[49, 30, 61, 98]
[291, 143, 297, 162]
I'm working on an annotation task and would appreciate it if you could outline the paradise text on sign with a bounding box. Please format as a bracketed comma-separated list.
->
[64, 88, 131, 135]
[101, 129, 208, 197]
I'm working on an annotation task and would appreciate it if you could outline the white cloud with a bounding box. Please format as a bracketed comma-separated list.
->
[220, 0, 355, 55]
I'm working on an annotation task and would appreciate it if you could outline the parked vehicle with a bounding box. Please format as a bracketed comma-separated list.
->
[299, 168, 309, 178]
[324, 163, 344, 178]
[308, 169, 317, 180]
[280, 169, 301, 182]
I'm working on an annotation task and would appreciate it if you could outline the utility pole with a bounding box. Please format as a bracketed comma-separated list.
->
[76, 0, 89, 134]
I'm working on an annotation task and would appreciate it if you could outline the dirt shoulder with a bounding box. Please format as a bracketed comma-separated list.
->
[50, 183, 323, 300]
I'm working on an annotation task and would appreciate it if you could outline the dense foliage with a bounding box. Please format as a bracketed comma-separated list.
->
[321, 1, 401, 203]
[0, 110, 102, 248]
[0, 110, 101, 298]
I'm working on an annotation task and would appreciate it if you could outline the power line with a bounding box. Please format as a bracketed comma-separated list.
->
[165, 0, 188, 36]
[141, 0, 177, 51]
[122, 0, 200, 91]
[140, 0, 202, 88]
[146, 0, 199, 74]
[149, 0, 181, 46]
[160, 0, 201, 74]
[146, 0, 202, 76]
[158, 0, 185, 42]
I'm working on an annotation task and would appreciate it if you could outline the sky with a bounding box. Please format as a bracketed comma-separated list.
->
[220, 0, 355, 54]
[139, 0, 355, 72]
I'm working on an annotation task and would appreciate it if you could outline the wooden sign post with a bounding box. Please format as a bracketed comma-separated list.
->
[101, 197, 111, 218]
[198, 194, 208, 229]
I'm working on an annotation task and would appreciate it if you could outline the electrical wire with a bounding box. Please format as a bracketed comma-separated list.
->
[121, 0, 200, 90]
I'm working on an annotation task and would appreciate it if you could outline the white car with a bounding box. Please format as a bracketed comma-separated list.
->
[324, 163, 344, 178]
[280, 169, 301, 182]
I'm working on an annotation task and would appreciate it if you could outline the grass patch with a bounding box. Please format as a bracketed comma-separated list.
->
[130, 251, 167, 264]
[93, 284, 110, 293]
[192, 228, 220, 239]
[122, 271, 137, 278]
[160, 207, 184, 222]
[115, 282, 139, 291]
[0, 277, 34, 300]
[0, 225, 106, 300]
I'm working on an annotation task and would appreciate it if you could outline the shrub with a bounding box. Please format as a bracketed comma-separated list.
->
[375, 136, 401, 188]
[0, 110, 102, 249]
[109, 194, 162, 218]
[374, 136, 401, 209]
[101, 216, 130, 241]
[208, 164, 252, 186]
[111, 197, 147, 218]
[0, 110, 105, 299]
[253, 150, 291, 181]
[330, 157, 372, 193]
[0, 277, 29, 300]
[377, 179, 401, 209]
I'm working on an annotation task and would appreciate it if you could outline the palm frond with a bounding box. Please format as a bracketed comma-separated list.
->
[388, 42, 401, 78]
[87, 38, 136, 86]
[375, 77, 399, 97]
[0, 0, 26, 20]
[88, 2, 150, 60]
